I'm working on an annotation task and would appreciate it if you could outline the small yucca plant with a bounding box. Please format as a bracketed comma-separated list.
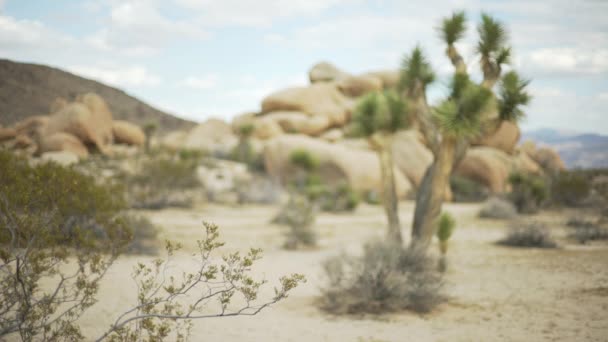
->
[436, 212, 456, 272]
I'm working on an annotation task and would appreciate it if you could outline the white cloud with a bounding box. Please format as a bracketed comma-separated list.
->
[179, 75, 218, 90]
[524, 48, 608, 76]
[175, 0, 352, 27]
[521, 86, 608, 134]
[86, 0, 208, 54]
[0, 15, 74, 50]
[67, 65, 161, 87]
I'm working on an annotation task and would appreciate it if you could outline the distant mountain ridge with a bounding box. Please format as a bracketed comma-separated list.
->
[0, 59, 195, 132]
[521, 128, 608, 169]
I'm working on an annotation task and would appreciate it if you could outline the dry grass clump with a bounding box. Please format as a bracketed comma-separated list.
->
[567, 217, 608, 244]
[321, 240, 444, 314]
[478, 196, 517, 219]
[498, 221, 557, 248]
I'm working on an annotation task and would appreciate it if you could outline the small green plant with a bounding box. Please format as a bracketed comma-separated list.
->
[321, 240, 444, 314]
[318, 183, 360, 212]
[290, 149, 320, 173]
[436, 212, 456, 272]
[498, 221, 557, 248]
[508, 172, 548, 213]
[178, 148, 206, 162]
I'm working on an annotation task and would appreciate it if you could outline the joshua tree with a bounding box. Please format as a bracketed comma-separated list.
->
[401, 11, 531, 252]
[352, 91, 409, 243]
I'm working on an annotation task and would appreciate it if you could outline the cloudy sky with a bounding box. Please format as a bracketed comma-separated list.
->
[1, 0, 607, 134]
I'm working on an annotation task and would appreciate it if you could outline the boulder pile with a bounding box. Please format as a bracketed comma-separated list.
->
[154, 61, 566, 198]
[1, 93, 146, 162]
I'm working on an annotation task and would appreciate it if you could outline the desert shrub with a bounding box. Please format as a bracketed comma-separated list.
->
[290, 149, 320, 172]
[321, 240, 444, 314]
[450, 175, 489, 202]
[280, 194, 317, 250]
[123, 215, 161, 255]
[497, 221, 557, 248]
[178, 148, 206, 162]
[0, 150, 131, 340]
[508, 172, 548, 213]
[478, 196, 518, 219]
[566, 218, 608, 244]
[0, 150, 305, 341]
[121, 156, 201, 209]
[550, 171, 591, 207]
[318, 183, 361, 212]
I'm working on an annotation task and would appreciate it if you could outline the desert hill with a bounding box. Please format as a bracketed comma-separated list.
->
[522, 128, 608, 169]
[0, 59, 194, 132]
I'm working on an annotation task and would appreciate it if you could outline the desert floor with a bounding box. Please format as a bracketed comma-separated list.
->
[76, 202, 607, 342]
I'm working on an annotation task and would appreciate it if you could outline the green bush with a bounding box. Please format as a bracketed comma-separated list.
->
[178, 148, 206, 162]
[321, 240, 444, 314]
[290, 149, 320, 172]
[550, 171, 591, 207]
[0, 150, 130, 248]
[450, 175, 489, 202]
[508, 172, 548, 213]
[121, 156, 201, 209]
[0, 150, 131, 340]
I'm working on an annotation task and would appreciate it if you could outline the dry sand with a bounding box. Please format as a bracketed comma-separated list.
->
[73, 202, 608, 341]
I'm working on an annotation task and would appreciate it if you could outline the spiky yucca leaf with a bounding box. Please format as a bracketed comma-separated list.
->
[352, 91, 409, 137]
[477, 13, 508, 57]
[399, 46, 436, 92]
[436, 212, 456, 242]
[495, 46, 512, 66]
[386, 91, 409, 133]
[439, 11, 467, 45]
[434, 74, 492, 138]
[497, 71, 531, 122]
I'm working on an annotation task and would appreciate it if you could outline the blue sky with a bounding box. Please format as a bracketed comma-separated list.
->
[1, 0, 607, 134]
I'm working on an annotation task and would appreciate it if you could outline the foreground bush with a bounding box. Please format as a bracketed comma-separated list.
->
[0, 150, 131, 340]
[321, 241, 444, 314]
[497, 221, 557, 248]
[0, 150, 305, 340]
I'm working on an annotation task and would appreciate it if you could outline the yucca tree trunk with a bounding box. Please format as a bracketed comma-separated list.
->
[410, 136, 456, 252]
[372, 135, 402, 244]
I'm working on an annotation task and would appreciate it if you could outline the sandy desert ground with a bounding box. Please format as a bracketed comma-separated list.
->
[70, 202, 608, 342]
